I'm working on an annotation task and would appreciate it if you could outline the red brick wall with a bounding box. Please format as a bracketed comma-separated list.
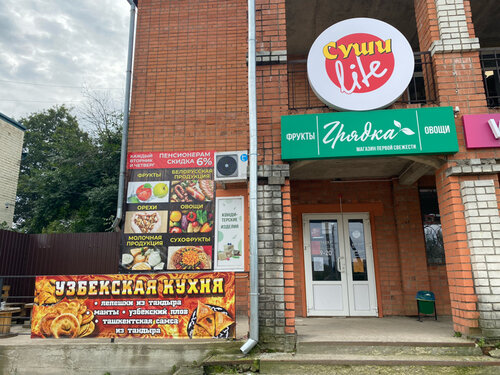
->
[428, 264, 452, 315]
[282, 180, 295, 334]
[392, 181, 431, 314]
[128, 0, 288, 161]
[414, 0, 439, 52]
[255, 0, 288, 164]
[435, 171, 479, 333]
[129, 0, 291, 328]
[413, 0, 500, 334]
[128, 0, 249, 153]
[257, 64, 288, 163]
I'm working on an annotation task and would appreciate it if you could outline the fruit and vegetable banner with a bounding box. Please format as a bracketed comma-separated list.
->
[32, 272, 235, 339]
[121, 151, 215, 273]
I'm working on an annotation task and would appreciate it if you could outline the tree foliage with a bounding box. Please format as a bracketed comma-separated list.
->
[14, 104, 122, 233]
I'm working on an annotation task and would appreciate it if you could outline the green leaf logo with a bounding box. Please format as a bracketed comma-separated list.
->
[401, 128, 415, 135]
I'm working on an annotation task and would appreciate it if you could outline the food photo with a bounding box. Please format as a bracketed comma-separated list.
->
[170, 180, 214, 202]
[166, 246, 212, 271]
[187, 301, 234, 338]
[168, 209, 213, 234]
[32, 299, 96, 339]
[121, 246, 166, 271]
[123, 210, 168, 234]
[127, 181, 170, 203]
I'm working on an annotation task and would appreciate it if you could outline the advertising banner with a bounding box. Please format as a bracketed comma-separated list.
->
[463, 114, 500, 148]
[121, 151, 215, 273]
[307, 18, 415, 111]
[215, 197, 245, 271]
[281, 106, 458, 160]
[31, 272, 235, 339]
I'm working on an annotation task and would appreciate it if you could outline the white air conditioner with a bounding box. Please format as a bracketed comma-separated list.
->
[214, 151, 248, 182]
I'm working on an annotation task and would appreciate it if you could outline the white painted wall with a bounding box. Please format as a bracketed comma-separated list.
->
[0, 118, 24, 227]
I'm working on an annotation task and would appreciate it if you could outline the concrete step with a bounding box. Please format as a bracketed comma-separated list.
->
[203, 353, 259, 374]
[172, 365, 204, 375]
[297, 340, 483, 356]
[204, 347, 500, 375]
[258, 353, 500, 375]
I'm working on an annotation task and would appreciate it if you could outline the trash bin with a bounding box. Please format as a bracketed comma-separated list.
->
[416, 290, 437, 321]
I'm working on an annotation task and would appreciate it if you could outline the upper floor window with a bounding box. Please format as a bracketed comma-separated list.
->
[480, 49, 500, 108]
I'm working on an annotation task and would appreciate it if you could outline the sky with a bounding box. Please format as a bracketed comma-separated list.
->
[0, 0, 131, 123]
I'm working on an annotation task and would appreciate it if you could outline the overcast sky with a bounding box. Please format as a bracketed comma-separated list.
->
[0, 0, 131, 123]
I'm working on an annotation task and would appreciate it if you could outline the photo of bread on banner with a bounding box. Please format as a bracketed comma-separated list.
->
[190, 301, 234, 338]
[34, 282, 95, 338]
[37, 300, 95, 338]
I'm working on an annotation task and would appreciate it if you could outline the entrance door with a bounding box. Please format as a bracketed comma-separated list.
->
[303, 213, 377, 316]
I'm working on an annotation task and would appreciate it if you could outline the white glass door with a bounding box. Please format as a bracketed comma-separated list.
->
[303, 213, 377, 316]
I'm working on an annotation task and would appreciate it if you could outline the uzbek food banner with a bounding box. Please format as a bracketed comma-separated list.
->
[121, 151, 215, 272]
[32, 272, 235, 339]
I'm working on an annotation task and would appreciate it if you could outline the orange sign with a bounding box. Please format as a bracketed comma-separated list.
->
[31, 272, 235, 339]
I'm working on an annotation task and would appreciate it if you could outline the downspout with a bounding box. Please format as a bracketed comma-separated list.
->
[240, 0, 258, 355]
[112, 0, 136, 231]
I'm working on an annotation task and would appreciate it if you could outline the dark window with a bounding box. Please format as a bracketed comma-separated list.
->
[419, 189, 445, 264]
[480, 49, 500, 108]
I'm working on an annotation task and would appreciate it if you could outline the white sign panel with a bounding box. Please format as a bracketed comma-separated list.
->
[215, 196, 245, 271]
[307, 18, 415, 111]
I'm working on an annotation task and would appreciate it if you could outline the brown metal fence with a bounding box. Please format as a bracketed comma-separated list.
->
[0, 230, 120, 306]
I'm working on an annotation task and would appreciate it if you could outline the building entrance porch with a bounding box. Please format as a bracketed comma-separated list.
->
[295, 316, 464, 344]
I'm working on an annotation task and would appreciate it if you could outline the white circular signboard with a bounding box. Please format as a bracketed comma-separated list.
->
[307, 18, 415, 112]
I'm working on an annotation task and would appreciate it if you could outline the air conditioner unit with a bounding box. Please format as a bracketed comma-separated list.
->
[214, 151, 248, 182]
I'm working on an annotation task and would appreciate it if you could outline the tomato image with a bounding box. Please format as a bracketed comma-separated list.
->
[136, 183, 152, 201]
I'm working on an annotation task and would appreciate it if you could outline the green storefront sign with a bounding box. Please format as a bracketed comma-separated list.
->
[281, 107, 458, 160]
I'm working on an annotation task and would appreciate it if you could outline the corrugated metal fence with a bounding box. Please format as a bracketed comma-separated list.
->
[0, 230, 120, 303]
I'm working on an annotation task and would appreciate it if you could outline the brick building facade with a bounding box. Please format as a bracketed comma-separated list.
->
[127, 0, 500, 349]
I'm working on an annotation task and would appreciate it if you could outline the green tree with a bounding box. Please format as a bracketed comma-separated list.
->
[14, 104, 121, 233]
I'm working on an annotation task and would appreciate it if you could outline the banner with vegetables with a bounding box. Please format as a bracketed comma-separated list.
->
[32, 272, 235, 339]
[121, 151, 215, 273]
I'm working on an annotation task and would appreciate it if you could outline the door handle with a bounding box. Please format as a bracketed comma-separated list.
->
[337, 257, 345, 273]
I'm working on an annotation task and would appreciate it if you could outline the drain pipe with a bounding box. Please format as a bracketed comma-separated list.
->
[240, 0, 258, 355]
[112, 0, 136, 231]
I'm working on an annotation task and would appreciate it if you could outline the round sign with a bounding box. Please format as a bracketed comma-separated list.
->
[307, 18, 414, 111]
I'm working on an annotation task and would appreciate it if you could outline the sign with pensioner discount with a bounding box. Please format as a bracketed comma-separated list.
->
[307, 18, 415, 111]
[122, 151, 215, 274]
[281, 107, 458, 160]
[31, 272, 235, 339]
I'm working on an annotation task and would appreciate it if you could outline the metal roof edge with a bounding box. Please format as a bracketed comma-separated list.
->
[0, 111, 26, 131]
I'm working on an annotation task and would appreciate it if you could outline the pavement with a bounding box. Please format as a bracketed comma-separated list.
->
[296, 315, 468, 343]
